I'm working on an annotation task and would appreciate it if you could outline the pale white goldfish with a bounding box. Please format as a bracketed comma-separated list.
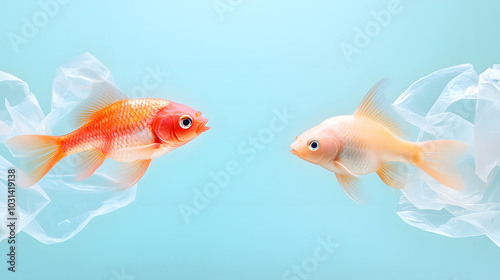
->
[290, 79, 468, 203]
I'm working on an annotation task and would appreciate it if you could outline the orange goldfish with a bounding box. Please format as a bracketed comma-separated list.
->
[6, 82, 210, 189]
[289, 79, 468, 203]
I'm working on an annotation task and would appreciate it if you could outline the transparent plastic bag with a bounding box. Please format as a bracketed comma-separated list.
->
[0, 53, 137, 244]
[393, 64, 500, 247]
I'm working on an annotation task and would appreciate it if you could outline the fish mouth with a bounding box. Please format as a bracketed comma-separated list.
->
[289, 146, 303, 157]
[197, 121, 210, 133]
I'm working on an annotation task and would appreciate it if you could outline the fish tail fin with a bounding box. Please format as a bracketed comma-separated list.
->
[5, 135, 64, 188]
[415, 140, 469, 190]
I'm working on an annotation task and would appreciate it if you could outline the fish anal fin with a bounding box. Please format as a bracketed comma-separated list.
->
[335, 173, 366, 204]
[72, 79, 129, 127]
[354, 79, 407, 138]
[376, 162, 407, 189]
[110, 159, 152, 190]
[74, 149, 107, 181]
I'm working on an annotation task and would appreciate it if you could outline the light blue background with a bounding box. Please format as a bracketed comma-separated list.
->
[1, 0, 500, 279]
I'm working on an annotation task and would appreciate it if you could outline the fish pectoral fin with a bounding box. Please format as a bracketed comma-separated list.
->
[335, 173, 366, 204]
[376, 162, 407, 189]
[353, 79, 407, 138]
[108, 159, 153, 190]
[333, 161, 359, 177]
[114, 143, 162, 161]
[71, 78, 129, 128]
[74, 149, 107, 181]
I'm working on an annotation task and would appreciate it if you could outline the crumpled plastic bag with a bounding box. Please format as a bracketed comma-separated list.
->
[0, 53, 137, 244]
[393, 64, 500, 247]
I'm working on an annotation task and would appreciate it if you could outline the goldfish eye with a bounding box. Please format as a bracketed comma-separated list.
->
[308, 139, 320, 151]
[179, 115, 193, 129]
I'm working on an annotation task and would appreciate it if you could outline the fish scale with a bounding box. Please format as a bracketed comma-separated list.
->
[6, 83, 210, 189]
[60, 99, 169, 158]
[290, 79, 468, 202]
[323, 115, 395, 175]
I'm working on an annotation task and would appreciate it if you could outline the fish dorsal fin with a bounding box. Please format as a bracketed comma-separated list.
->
[354, 79, 406, 138]
[73, 79, 129, 127]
